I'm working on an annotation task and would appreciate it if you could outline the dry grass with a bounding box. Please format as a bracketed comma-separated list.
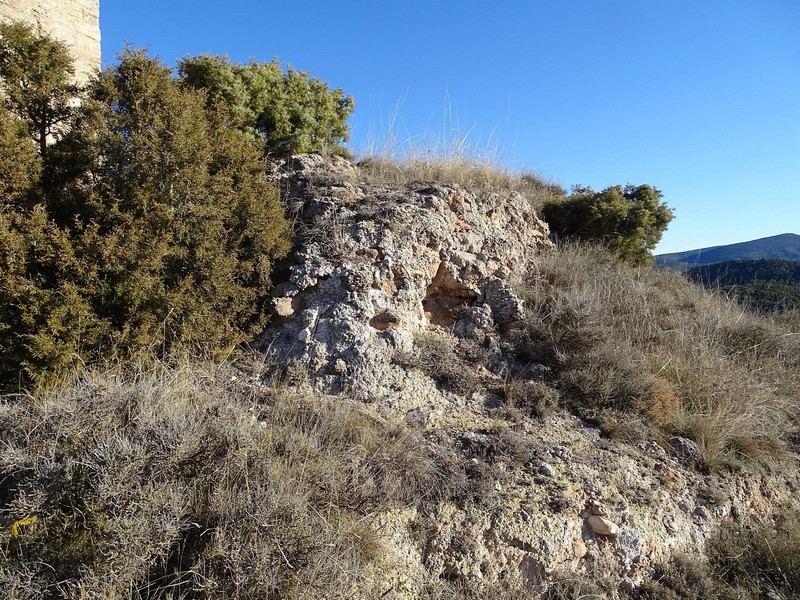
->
[517, 242, 800, 470]
[356, 133, 563, 210]
[0, 359, 460, 598]
[398, 332, 482, 396]
[502, 376, 560, 418]
[639, 516, 800, 599]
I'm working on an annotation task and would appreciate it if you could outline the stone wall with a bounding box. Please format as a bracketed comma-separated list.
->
[0, 0, 100, 83]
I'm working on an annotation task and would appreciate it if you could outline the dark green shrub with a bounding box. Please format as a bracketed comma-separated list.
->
[178, 54, 355, 156]
[542, 184, 673, 266]
[0, 31, 292, 389]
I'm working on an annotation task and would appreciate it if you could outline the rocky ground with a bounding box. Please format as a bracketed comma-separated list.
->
[251, 155, 800, 598]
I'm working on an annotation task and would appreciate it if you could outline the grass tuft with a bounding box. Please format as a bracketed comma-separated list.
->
[356, 130, 563, 210]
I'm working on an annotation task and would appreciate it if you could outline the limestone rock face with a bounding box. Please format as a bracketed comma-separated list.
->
[0, 0, 101, 84]
[257, 153, 551, 406]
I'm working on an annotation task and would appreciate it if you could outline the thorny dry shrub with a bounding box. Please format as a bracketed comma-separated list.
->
[398, 332, 482, 396]
[503, 376, 560, 419]
[540, 572, 615, 600]
[705, 517, 800, 597]
[517, 242, 800, 470]
[0, 360, 460, 599]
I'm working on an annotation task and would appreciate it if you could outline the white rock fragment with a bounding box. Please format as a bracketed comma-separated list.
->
[587, 515, 620, 536]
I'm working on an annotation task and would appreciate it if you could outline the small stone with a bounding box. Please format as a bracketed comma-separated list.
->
[536, 462, 555, 477]
[333, 359, 348, 374]
[587, 515, 619, 536]
[273, 297, 295, 317]
[364, 247, 381, 261]
[297, 328, 311, 342]
[404, 407, 429, 427]
[587, 499, 606, 516]
[573, 540, 588, 558]
[663, 515, 679, 533]
[368, 309, 401, 331]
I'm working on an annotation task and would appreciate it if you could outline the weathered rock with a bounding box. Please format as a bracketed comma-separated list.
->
[246, 156, 800, 598]
[536, 462, 555, 477]
[587, 515, 620, 536]
[257, 154, 552, 411]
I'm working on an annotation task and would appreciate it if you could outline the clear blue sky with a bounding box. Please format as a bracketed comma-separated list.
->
[100, 0, 800, 253]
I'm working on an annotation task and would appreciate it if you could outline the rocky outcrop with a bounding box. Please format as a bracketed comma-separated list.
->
[258, 154, 551, 409]
[0, 0, 101, 83]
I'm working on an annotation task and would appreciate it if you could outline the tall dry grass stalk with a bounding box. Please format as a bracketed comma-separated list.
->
[355, 116, 562, 210]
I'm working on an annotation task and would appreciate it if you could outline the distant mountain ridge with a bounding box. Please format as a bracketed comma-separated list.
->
[655, 233, 800, 268]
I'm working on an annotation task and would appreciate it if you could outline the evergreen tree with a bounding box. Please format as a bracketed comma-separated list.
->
[0, 21, 78, 155]
[179, 54, 355, 156]
[542, 184, 673, 266]
[0, 30, 292, 389]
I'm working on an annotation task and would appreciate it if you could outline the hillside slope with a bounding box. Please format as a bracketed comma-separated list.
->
[656, 233, 800, 268]
[2, 156, 799, 599]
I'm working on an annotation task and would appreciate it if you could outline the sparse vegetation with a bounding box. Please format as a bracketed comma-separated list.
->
[360, 154, 563, 210]
[639, 517, 800, 599]
[356, 129, 563, 209]
[402, 332, 482, 396]
[502, 376, 560, 418]
[517, 242, 800, 469]
[0, 359, 462, 598]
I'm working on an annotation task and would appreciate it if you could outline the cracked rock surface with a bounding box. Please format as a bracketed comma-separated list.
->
[257, 154, 551, 410]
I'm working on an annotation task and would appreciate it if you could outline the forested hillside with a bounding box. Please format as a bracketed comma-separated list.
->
[687, 259, 800, 313]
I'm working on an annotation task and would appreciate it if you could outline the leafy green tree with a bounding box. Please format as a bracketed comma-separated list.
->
[0, 21, 78, 155]
[542, 184, 673, 266]
[178, 54, 355, 156]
